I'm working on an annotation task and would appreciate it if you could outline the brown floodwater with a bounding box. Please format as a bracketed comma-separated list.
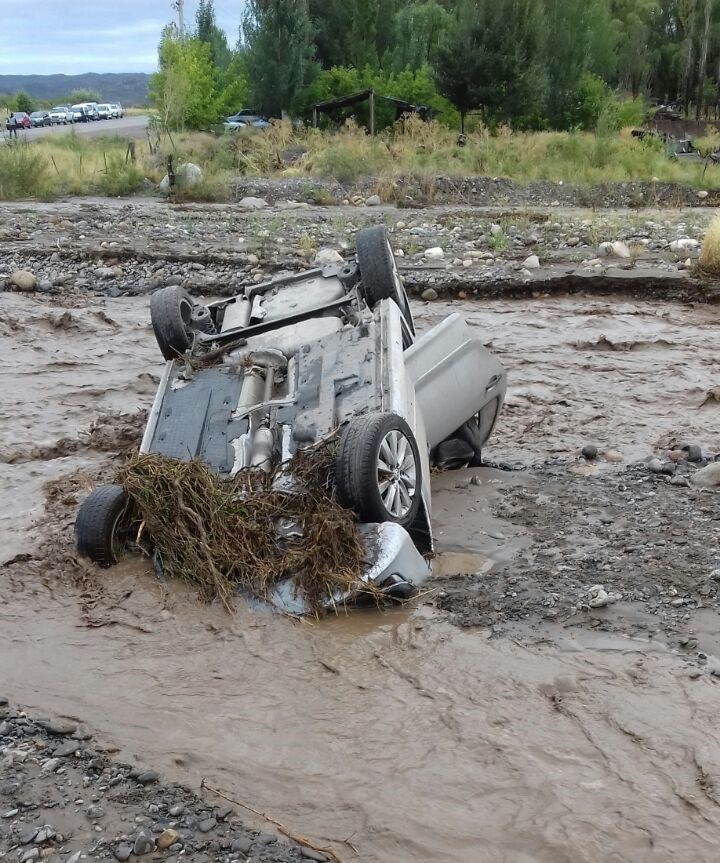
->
[2, 289, 720, 862]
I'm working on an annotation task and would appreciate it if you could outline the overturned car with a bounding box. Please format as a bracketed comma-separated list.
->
[75, 226, 506, 612]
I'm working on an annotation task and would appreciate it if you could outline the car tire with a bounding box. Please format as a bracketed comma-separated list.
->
[335, 412, 422, 529]
[356, 226, 411, 322]
[75, 484, 130, 567]
[150, 286, 199, 360]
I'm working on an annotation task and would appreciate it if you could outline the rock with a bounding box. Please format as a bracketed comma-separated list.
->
[21, 850, 39, 863]
[10, 270, 37, 291]
[169, 804, 185, 817]
[85, 804, 104, 819]
[41, 757, 61, 773]
[34, 827, 55, 843]
[67, 853, 83, 863]
[567, 237, 580, 247]
[490, 223, 502, 236]
[54, 740, 80, 758]
[95, 266, 117, 279]
[603, 450, 624, 463]
[313, 248, 344, 266]
[136, 770, 160, 785]
[114, 844, 132, 862]
[159, 162, 203, 191]
[581, 444, 598, 460]
[470, 475, 482, 486]
[231, 837, 253, 854]
[20, 827, 39, 844]
[237, 196, 268, 210]
[157, 829, 179, 850]
[588, 585, 610, 608]
[301, 850, 329, 862]
[670, 475, 690, 487]
[364, 195, 381, 206]
[424, 247, 444, 259]
[133, 830, 155, 856]
[648, 458, 664, 474]
[165, 274, 184, 286]
[598, 241, 631, 259]
[198, 817, 217, 833]
[522, 254, 540, 269]
[684, 444, 703, 462]
[420, 288, 438, 301]
[215, 805, 233, 821]
[691, 463, 720, 487]
[669, 238, 700, 252]
[697, 190, 709, 199]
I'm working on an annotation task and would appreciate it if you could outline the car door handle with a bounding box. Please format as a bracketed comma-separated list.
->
[486, 374, 501, 391]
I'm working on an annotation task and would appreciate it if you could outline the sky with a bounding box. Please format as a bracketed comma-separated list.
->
[0, 0, 241, 75]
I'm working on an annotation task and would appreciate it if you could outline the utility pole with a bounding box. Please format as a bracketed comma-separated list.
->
[172, 0, 185, 38]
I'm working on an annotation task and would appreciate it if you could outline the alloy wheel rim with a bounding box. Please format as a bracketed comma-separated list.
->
[376, 429, 416, 518]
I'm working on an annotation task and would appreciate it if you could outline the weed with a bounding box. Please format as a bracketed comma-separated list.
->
[698, 216, 720, 275]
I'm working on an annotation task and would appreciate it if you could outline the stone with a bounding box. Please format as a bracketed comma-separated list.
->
[10, 270, 37, 291]
[67, 853, 82, 863]
[364, 195, 381, 206]
[313, 248, 344, 266]
[599, 241, 631, 259]
[691, 463, 720, 487]
[603, 450, 624, 463]
[567, 237, 580, 246]
[215, 805, 233, 821]
[697, 190, 709, 199]
[136, 770, 160, 785]
[421, 288, 438, 301]
[157, 829, 179, 850]
[424, 247, 444, 259]
[670, 475, 690, 487]
[198, 817, 217, 833]
[648, 458, 664, 474]
[231, 837, 253, 854]
[301, 849, 329, 862]
[237, 196, 268, 210]
[490, 223, 502, 236]
[159, 162, 203, 191]
[581, 444, 598, 460]
[169, 805, 185, 817]
[54, 740, 80, 758]
[165, 274, 184, 286]
[41, 757, 61, 773]
[95, 266, 117, 279]
[34, 827, 55, 843]
[133, 830, 155, 856]
[587, 585, 610, 608]
[522, 254, 540, 269]
[669, 238, 700, 253]
[114, 844, 132, 861]
[21, 850, 39, 863]
[684, 444, 703, 462]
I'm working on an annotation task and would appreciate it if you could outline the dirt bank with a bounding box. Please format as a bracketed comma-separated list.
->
[2, 204, 720, 862]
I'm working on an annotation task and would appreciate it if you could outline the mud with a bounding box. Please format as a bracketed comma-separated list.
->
[3, 207, 720, 862]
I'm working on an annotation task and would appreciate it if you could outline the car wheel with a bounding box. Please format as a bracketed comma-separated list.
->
[75, 484, 130, 567]
[335, 412, 422, 529]
[355, 226, 411, 323]
[150, 285, 214, 360]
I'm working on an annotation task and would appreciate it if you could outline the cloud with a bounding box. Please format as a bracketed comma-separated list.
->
[0, 0, 242, 74]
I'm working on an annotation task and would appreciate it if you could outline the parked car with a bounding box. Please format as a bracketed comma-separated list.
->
[96, 104, 112, 119]
[70, 104, 90, 122]
[108, 103, 124, 118]
[6, 112, 31, 130]
[75, 102, 100, 121]
[224, 108, 268, 130]
[29, 111, 52, 128]
[74, 226, 507, 613]
[50, 106, 74, 125]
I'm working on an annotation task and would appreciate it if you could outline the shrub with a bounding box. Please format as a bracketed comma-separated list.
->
[0, 142, 52, 199]
[96, 155, 144, 196]
[699, 216, 720, 276]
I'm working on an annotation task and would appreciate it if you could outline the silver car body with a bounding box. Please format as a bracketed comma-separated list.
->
[50, 106, 73, 124]
[140, 254, 506, 611]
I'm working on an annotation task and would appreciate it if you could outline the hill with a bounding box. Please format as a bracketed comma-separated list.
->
[0, 73, 150, 105]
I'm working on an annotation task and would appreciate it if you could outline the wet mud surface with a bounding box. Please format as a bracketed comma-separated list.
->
[2, 203, 720, 862]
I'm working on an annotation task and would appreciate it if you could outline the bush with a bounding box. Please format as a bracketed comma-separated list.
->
[0, 142, 52, 199]
[96, 155, 144, 196]
[699, 216, 720, 276]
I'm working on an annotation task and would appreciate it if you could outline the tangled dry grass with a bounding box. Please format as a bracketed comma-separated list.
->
[115, 447, 367, 615]
[698, 215, 720, 276]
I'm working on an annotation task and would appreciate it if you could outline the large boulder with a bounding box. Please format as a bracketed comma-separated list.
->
[159, 162, 203, 191]
[10, 270, 37, 292]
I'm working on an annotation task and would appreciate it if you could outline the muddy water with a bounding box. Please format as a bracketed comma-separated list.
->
[2, 290, 720, 861]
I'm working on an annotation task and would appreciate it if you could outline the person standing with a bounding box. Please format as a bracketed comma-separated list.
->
[7, 112, 18, 138]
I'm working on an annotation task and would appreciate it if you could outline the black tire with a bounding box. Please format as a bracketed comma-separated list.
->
[335, 412, 422, 528]
[150, 286, 196, 360]
[75, 484, 129, 567]
[355, 226, 410, 319]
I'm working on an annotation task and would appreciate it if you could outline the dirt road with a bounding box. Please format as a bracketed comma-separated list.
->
[3, 114, 149, 143]
[2, 201, 720, 863]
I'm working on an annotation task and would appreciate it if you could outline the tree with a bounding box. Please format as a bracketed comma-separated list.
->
[67, 88, 100, 104]
[14, 91, 34, 113]
[387, 0, 451, 72]
[242, 0, 317, 116]
[149, 28, 219, 129]
[196, 0, 232, 70]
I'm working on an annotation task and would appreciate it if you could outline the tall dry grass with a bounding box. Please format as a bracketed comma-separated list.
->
[698, 216, 720, 275]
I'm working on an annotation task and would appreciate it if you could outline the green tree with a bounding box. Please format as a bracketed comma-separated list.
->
[149, 28, 219, 129]
[387, 0, 451, 72]
[242, 0, 317, 116]
[196, 0, 232, 70]
[14, 91, 34, 113]
[67, 88, 100, 104]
